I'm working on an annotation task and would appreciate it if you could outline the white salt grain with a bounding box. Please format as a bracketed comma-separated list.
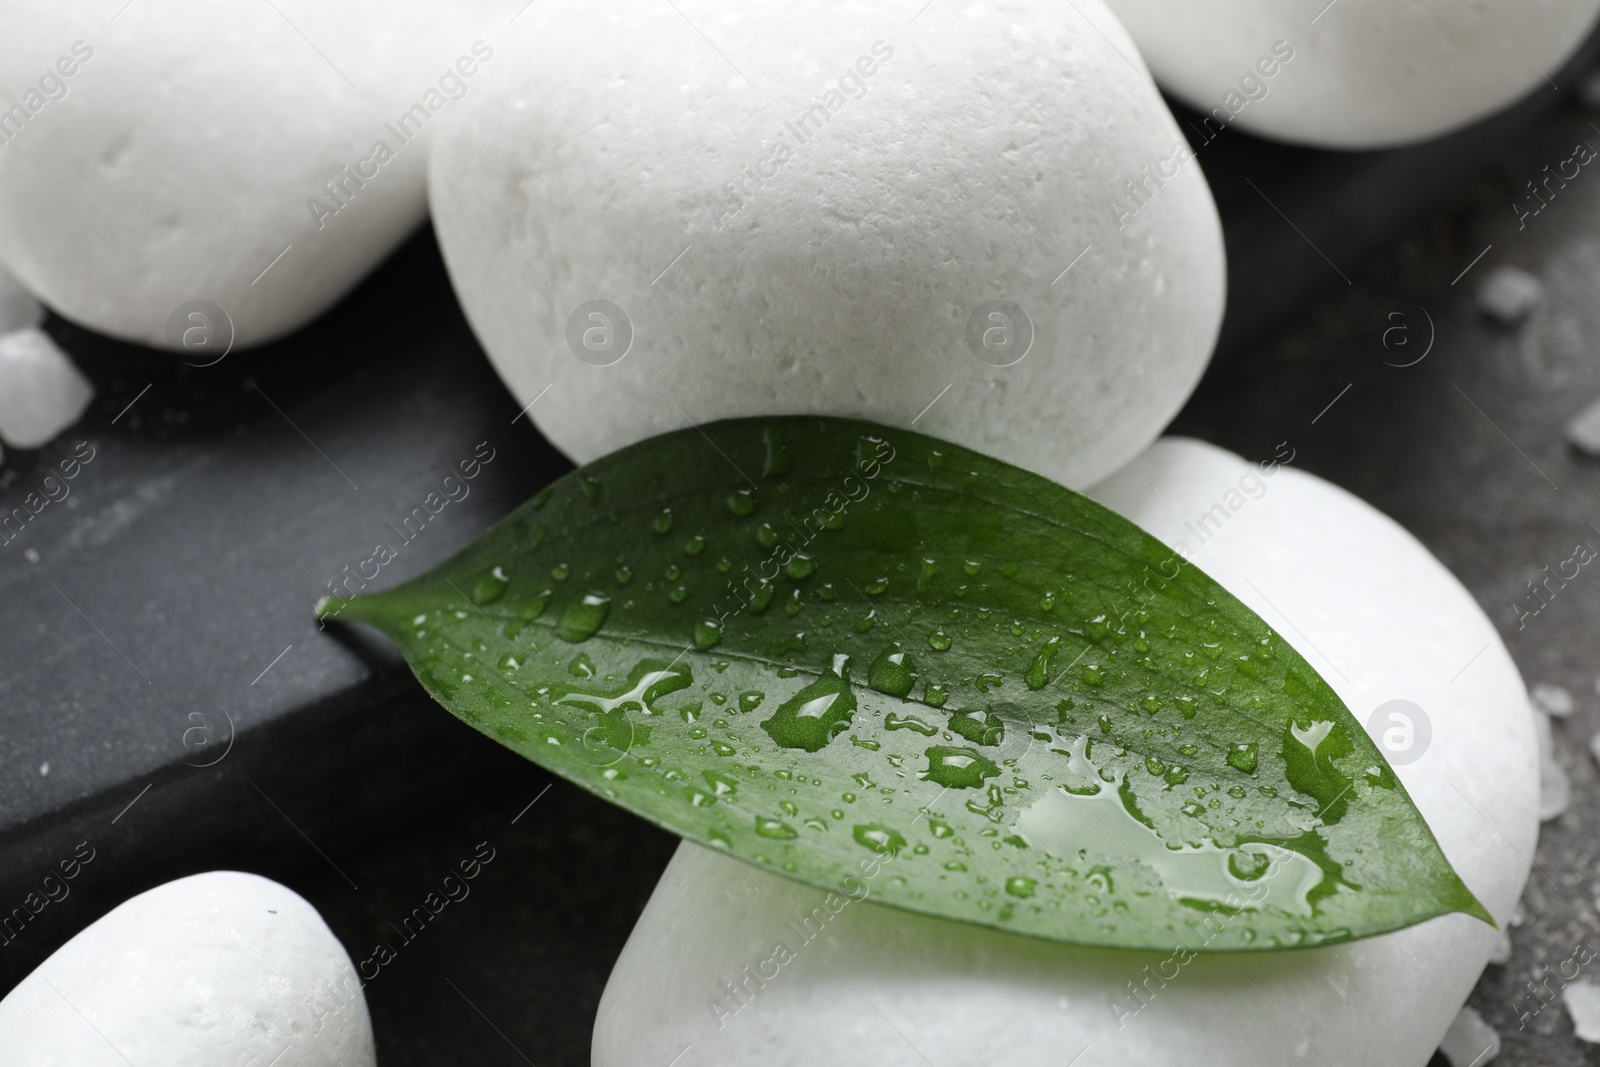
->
[1439, 1006, 1499, 1067]
[0, 327, 93, 450]
[1476, 266, 1544, 326]
[1564, 982, 1600, 1043]
[1537, 712, 1572, 821]
[1567, 398, 1600, 456]
[1532, 683, 1575, 717]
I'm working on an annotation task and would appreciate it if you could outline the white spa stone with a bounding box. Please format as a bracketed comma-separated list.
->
[0, 871, 374, 1066]
[0, 326, 92, 449]
[0, 0, 515, 350]
[593, 437, 1537, 1067]
[1101, 0, 1600, 149]
[430, 0, 1225, 491]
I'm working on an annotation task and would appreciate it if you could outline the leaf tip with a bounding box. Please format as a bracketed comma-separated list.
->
[1451, 877, 1498, 930]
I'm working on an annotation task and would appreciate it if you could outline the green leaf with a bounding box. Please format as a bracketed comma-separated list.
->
[320, 416, 1490, 952]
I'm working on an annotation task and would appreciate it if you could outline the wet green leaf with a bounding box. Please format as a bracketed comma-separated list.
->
[320, 417, 1490, 951]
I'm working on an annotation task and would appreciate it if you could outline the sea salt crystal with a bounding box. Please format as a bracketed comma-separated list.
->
[1476, 265, 1544, 326]
[1537, 712, 1571, 821]
[1564, 982, 1600, 1043]
[1575, 399, 1600, 457]
[1532, 683, 1574, 717]
[1438, 1006, 1499, 1066]
[0, 327, 93, 450]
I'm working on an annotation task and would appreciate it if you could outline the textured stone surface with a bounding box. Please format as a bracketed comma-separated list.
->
[431, 0, 1225, 491]
[0, 0, 515, 350]
[0, 872, 375, 1066]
